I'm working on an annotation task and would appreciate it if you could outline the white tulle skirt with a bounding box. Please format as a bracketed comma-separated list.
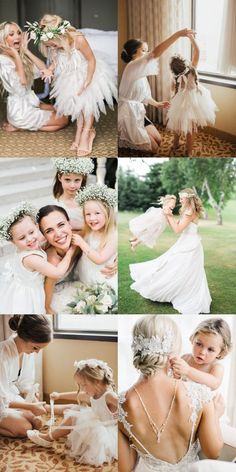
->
[167, 85, 218, 135]
[130, 223, 211, 314]
[129, 208, 167, 248]
[64, 407, 117, 467]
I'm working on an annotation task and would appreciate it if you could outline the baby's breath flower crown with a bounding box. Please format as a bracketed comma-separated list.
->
[0, 201, 37, 241]
[76, 184, 117, 209]
[52, 158, 94, 176]
[25, 20, 70, 45]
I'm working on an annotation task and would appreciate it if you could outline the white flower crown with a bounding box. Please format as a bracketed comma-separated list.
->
[0, 201, 38, 241]
[132, 331, 174, 356]
[74, 359, 109, 371]
[25, 20, 70, 44]
[179, 192, 196, 198]
[76, 184, 117, 209]
[52, 158, 94, 176]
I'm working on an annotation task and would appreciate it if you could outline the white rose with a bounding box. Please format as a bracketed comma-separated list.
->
[87, 295, 96, 304]
[47, 32, 54, 39]
[99, 294, 113, 307]
[30, 32, 36, 40]
[95, 304, 109, 314]
[41, 33, 48, 42]
[75, 300, 86, 312]
[60, 28, 65, 34]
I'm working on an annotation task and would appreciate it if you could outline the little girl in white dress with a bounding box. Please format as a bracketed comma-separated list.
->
[0, 201, 74, 313]
[52, 157, 94, 230]
[167, 34, 218, 156]
[129, 194, 176, 249]
[0, 21, 67, 131]
[28, 359, 118, 467]
[27, 14, 117, 155]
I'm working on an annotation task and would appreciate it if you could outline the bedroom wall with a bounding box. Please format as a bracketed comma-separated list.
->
[203, 82, 236, 137]
[118, 0, 128, 79]
[43, 338, 118, 395]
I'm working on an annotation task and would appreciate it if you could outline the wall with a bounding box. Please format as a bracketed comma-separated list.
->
[0, 0, 17, 22]
[43, 338, 117, 395]
[118, 0, 127, 79]
[203, 82, 236, 137]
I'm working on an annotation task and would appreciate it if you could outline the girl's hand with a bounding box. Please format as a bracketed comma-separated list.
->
[170, 357, 190, 378]
[177, 28, 194, 38]
[213, 394, 225, 418]
[30, 402, 47, 416]
[77, 80, 90, 96]
[50, 391, 60, 401]
[0, 43, 19, 58]
[101, 259, 117, 278]
[71, 234, 82, 246]
[158, 101, 170, 109]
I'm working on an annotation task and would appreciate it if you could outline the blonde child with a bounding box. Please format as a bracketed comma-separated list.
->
[129, 194, 176, 250]
[52, 157, 94, 230]
[167, 34, 218, 156]
[26, 14, 117, 156]
[27, 359, 118, 467]
[0, 202, 74, 314]
[0, 21, 67, 132]
[71, 183, 117, 293]
[170, 318, 232, 390]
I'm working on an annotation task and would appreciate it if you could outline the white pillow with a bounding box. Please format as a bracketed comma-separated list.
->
[79, 28, 117, 75]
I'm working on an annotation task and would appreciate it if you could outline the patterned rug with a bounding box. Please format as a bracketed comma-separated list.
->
[119, 125, 236, 157]
[0, 416, 118, 472]
[0, 106, 117, 158]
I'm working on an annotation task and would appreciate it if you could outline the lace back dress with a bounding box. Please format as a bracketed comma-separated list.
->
[119, 381, 213, 471]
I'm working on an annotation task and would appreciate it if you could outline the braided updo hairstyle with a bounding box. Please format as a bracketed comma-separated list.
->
[121, 39, 143, 63]
[9, 315, 52, 343]
[170, 55, 199, 94]
[75, 361, 116, 391]
[132, 315, 181, 376]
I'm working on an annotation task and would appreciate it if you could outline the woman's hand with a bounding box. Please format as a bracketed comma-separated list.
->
[21, 32, 30, 52]
[0, 43, 19, 59]
[30, 402, 47, 416]
[45, 305, 57, 315]
[50, 391, 60, 401]
[163, 208, 172, 216]
[158, 101, 170, 109]
[213, 394, 225, 418]
[101, 258, 117, 278]
[41, 68, 54, 83]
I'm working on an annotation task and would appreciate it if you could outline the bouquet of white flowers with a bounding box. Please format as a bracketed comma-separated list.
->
[66, 282, 118, 314]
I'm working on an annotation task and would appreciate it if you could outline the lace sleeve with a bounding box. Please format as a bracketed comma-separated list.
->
[118, 392, 133, 436]
[184, 381, 214, 427]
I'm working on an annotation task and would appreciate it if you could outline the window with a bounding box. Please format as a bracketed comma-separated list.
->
[192, 0, 236, 82]
[54, 315, 117, 342]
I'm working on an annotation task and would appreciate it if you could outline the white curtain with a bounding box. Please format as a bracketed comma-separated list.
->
[127, 0, 191, 124]
[226, 317, 236, 427]
[0, 316, 12, 341]
[218, 0, 236, 75]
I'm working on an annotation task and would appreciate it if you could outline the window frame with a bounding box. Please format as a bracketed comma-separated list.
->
[53, 315, 118, 342]
[191, 0, 236, 88]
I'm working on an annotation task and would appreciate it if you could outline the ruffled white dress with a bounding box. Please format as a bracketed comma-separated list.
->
[64, 390, 117, 466]
[0, 335, 35, 420]
[167, 70, 218, 135]
[0, 248, 46, 314]
[50, 44, 117, 122]
[0, 55, 52, 130]
[119, 381, 213, 471]
[118, 53, 159, 151]
[130, 222, 211, 314]
[129, 207, 167, 248]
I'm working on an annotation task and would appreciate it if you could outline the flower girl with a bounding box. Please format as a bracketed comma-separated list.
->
[52, 157, 94, 230]
[27, 14, 117, 155]
[0, 202, 74, 313]
[129, 194, 176, 250]
[27, 359, 118, 467]
[167, 33, 218, 156]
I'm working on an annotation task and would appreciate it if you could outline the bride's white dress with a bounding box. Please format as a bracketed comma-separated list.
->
[130, 222, 211, 314]
[119, 381, 213, 471]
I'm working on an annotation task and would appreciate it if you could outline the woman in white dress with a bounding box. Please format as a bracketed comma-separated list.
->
[130, 188, 211, 314]
[118, 29, 193, 154]
[119, 315, 224, 472]
[0, 22, 68, 131]
[0, 315, 52, 438]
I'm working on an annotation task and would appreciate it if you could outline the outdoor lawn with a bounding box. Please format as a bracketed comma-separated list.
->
[118, 197, 236, 314]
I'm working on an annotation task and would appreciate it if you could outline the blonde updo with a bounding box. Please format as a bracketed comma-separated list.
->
[132, 315, 182, 376]
[179, 188, 203, 217]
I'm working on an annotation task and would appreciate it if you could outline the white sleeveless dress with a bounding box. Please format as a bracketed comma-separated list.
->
[118, 53, 159, 151]
[0, 248, 46, 314]
[64, 390, 117, 466]
[167, 69, 218, 135]
[119, 381, 213, 471]
[129, 207, 167, 248]
[50, 44, 117, 122]
[130, 222, 211, 314]
[0, 55, 52, 130]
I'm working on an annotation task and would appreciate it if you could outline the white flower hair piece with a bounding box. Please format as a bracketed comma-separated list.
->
[25, 20, 71, 44]
[76, 184, 117, 209]
[0, 201, 38, 241]
[132, 331, 174, 356]
[74, 359, 109, 371]
[179, 192, 196, 198]
[52, 158, 94, 176]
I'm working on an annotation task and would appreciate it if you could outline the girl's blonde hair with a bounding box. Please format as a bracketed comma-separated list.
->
[53, 172, 86, 199]
[190, 318, 232, 359]
[159, 194, 176, 207]
[38, 14, 80, 57]
[132, 315, 182, 376]
[0, 22, 34, 86]
[75, 362, 115, 391]
[179, 188, 203, 217]
[82, 200, 116, 250]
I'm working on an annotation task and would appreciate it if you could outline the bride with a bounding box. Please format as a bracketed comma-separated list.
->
[130, 188, 211, 314]
[118, 315, 224, 471]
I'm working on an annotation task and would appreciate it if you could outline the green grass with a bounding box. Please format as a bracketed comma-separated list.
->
[118, 198, 236, 314]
